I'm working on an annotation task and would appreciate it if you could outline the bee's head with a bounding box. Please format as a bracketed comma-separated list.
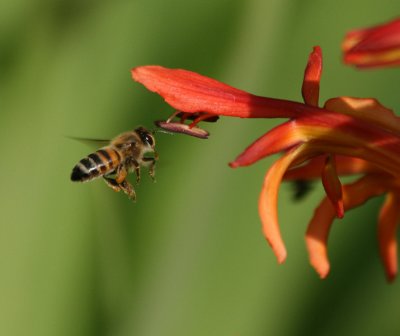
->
[135, 127, 156, 149]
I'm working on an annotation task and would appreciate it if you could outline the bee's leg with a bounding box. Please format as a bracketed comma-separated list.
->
[115, 165, 128, 184]
[103, 177, 136, 201]
[103, 176, 122, 192]
[124, 158, 140, 184]
[142, 156, 157, 182]
[115, 165, 136, 201]
[119, 179, 136, 202]
[133, 162, 141, 184]
[103, 166, 129, 194]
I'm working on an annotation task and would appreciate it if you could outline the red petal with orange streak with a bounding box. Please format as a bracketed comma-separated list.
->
[302, 46, 322, 107]
[229, 121, 300, 168]
[230, 111, 400, 169]
[344, 51, 400, 69]
[378, 192, 400, 282]
[132, 66, 321, 119]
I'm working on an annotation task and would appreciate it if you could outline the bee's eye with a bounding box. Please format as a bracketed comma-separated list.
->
[145, 134, 154, 146]
[135, 127, 155, 147]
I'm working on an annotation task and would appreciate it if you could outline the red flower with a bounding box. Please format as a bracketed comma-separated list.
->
[132, 47, 400, 282]
[343, 18, 400, 68]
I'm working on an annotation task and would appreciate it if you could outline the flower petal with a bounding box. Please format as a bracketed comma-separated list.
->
[321, 155, 344, 219]
[229, 121, 302, 168]
[231, 112, 400, 173]
[342, 26, 377, 52]
[343, 18, 400, 68]
[132, 66, 321, 119]
[259, 145, 313, 263]
[302, 46, 322, 106]
[378, 192, 400, 282]
[344, 49, 400, 68]
[324, 96, 400, 136]
[343, 18, 400, 52]
[284, 156, 380, 180]
[305, 197, 335, 278]
[306, 174, 390, 278]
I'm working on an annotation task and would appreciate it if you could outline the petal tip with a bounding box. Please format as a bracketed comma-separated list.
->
[315, 263, 330, 279]
[336, 202, 345, 219]
[306, 237, 331, 279]
[387, 272, 397, 283]
[130, 66, 141, 81]
[229, 161, 239, 168]
[277, 250, 287, 264]
[319, 269, 330, 279]
[131, 65, 159, 82]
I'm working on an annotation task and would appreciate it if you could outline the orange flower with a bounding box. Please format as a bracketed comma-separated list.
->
[343, 18, 400, 68]
[132, 47, 400, 282]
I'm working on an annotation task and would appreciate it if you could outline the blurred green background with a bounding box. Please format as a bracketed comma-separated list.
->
[1, 0, 400, 335]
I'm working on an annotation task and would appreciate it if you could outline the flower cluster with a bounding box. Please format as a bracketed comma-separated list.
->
[131, 18, 400, 282]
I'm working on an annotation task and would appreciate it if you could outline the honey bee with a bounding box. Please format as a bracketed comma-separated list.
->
[70, 127, 158, 201]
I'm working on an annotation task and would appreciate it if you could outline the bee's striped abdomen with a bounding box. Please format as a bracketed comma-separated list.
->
[70, 147, 122, 182]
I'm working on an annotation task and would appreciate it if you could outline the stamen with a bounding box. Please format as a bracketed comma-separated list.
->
[166, 110, 181, 123]
[154, 120, 209, 139]
[189, 113, 218, 128]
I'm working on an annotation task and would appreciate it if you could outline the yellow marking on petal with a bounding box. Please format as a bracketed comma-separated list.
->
[347, 48, 400, 66]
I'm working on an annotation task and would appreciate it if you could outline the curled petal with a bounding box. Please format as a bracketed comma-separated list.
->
[321, 155, 344, 219]
[343, 18, 400, 68]
[284, 156, 380, 180]
[229, 121, 301, 167]
[231, 112, 400, 174]
[302, 46, 322, 106]
[259, 145, 310, 263]
[305, 197, 335, 278]
[259, 143, 360, 264]
[324, 96, 400, 136]
[132, 66, 321, 119]
[378, 192, 400, 282]
[306, 174, 390, 278]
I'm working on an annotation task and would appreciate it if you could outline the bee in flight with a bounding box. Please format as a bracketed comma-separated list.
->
[70, 127, 158, 201]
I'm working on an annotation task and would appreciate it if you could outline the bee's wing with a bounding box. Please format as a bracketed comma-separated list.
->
[67, 136, 110, 147]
